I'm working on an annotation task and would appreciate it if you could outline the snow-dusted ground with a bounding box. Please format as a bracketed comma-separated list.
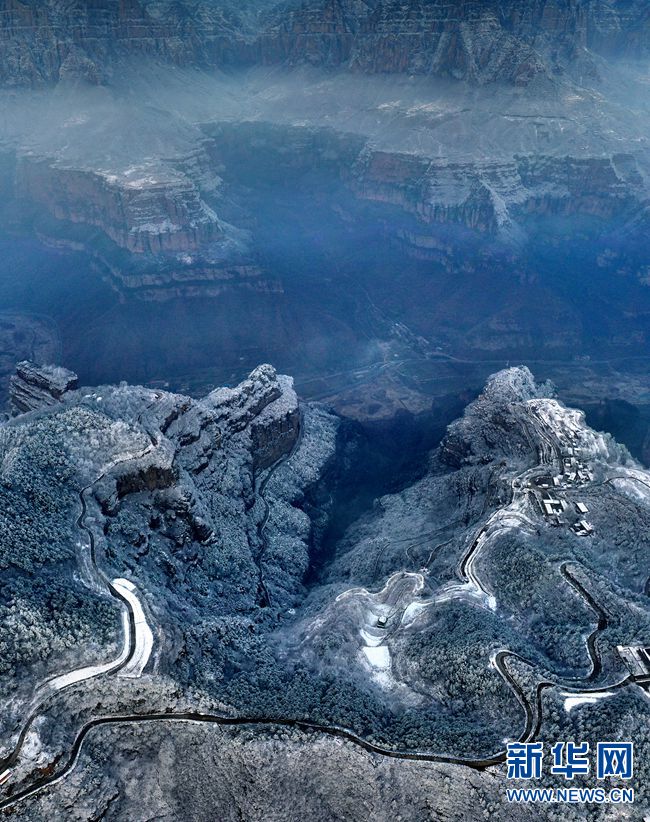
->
[561, 691, 615, 713]
[42, 609, 131, 694]
[526, 398, 610, 461]
[331, 573, 427, 692]
[324, 391, 647, 706]
[0, 577, 152, 791]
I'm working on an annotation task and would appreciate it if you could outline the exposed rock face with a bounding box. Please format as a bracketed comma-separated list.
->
[0, 314, 60, 410]
[113, 461, 175, 493]
[210, 119, 646, 250]
[439, 366, 546, 467]
[342, 148, 644, 244]
[9, 360, 78, 414]
[261, 0, 550, 84]
[16, 155, 224, 255]
[207, 364, 285, 434]
[0, 3, 646, 298]
[8, 115, 643, 286]
[207, 364, 300, 470]
[1, 1, 649, 87]
[86, 364, 302, 521]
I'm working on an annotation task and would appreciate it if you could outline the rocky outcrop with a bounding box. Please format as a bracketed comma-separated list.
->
[260, 0, 549, 84]
[13, 121, 644, 283]
[440, 366, 544, 466]
[115, 461, 177, 500]
[16, 156, 224, 255]
[209, 120, 646, 251]
[8, 148, 271, 297]
[0, 0, 253, 87]
[90, 366, 301, 521]
[207, 364, 300, 469]
[9, 360, 78, 414]
[98, 260, 272, 301]
[347, 150, 642, 242]
[0, 315, 60, 410]
[250, 375, 301, 471]
[207, 364, 283, 435]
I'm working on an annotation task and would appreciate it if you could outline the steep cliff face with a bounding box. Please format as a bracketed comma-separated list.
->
[9, 361, 78, 413]
[208, 121, 645, 251]
[7, 140, 268, 297]
[207, 364, 301, 470]
[260, 0, 549, 84]
[0, 0, 255, 86]
[16, 155, 223, 255]
[586, 0, 650, 57]
[13, 120, 643, 269]
[0, 2, 648, 300]
[348, 149, 642, 242]
[0, 0, 648, 87]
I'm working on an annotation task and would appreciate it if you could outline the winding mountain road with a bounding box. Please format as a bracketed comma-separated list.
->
[0, 396, 645, 812]
[0, 418, 157, 795]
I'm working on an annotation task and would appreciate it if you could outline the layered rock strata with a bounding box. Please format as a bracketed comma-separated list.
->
[1, 1, 649, 87]
[9, 361, 78, 414]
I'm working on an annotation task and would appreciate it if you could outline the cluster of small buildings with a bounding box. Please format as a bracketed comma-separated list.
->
[561, 449, 593, 485]
[526, 413, 598, 535]
[533, 475, 561, 491]
[532, 479, 594, 536]
[538, 490, 565, 525]
[571, 518, 594, 536]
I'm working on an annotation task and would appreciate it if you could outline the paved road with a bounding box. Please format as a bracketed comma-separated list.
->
[0, 396, 644, 811]
[0, 414, 158, 793]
